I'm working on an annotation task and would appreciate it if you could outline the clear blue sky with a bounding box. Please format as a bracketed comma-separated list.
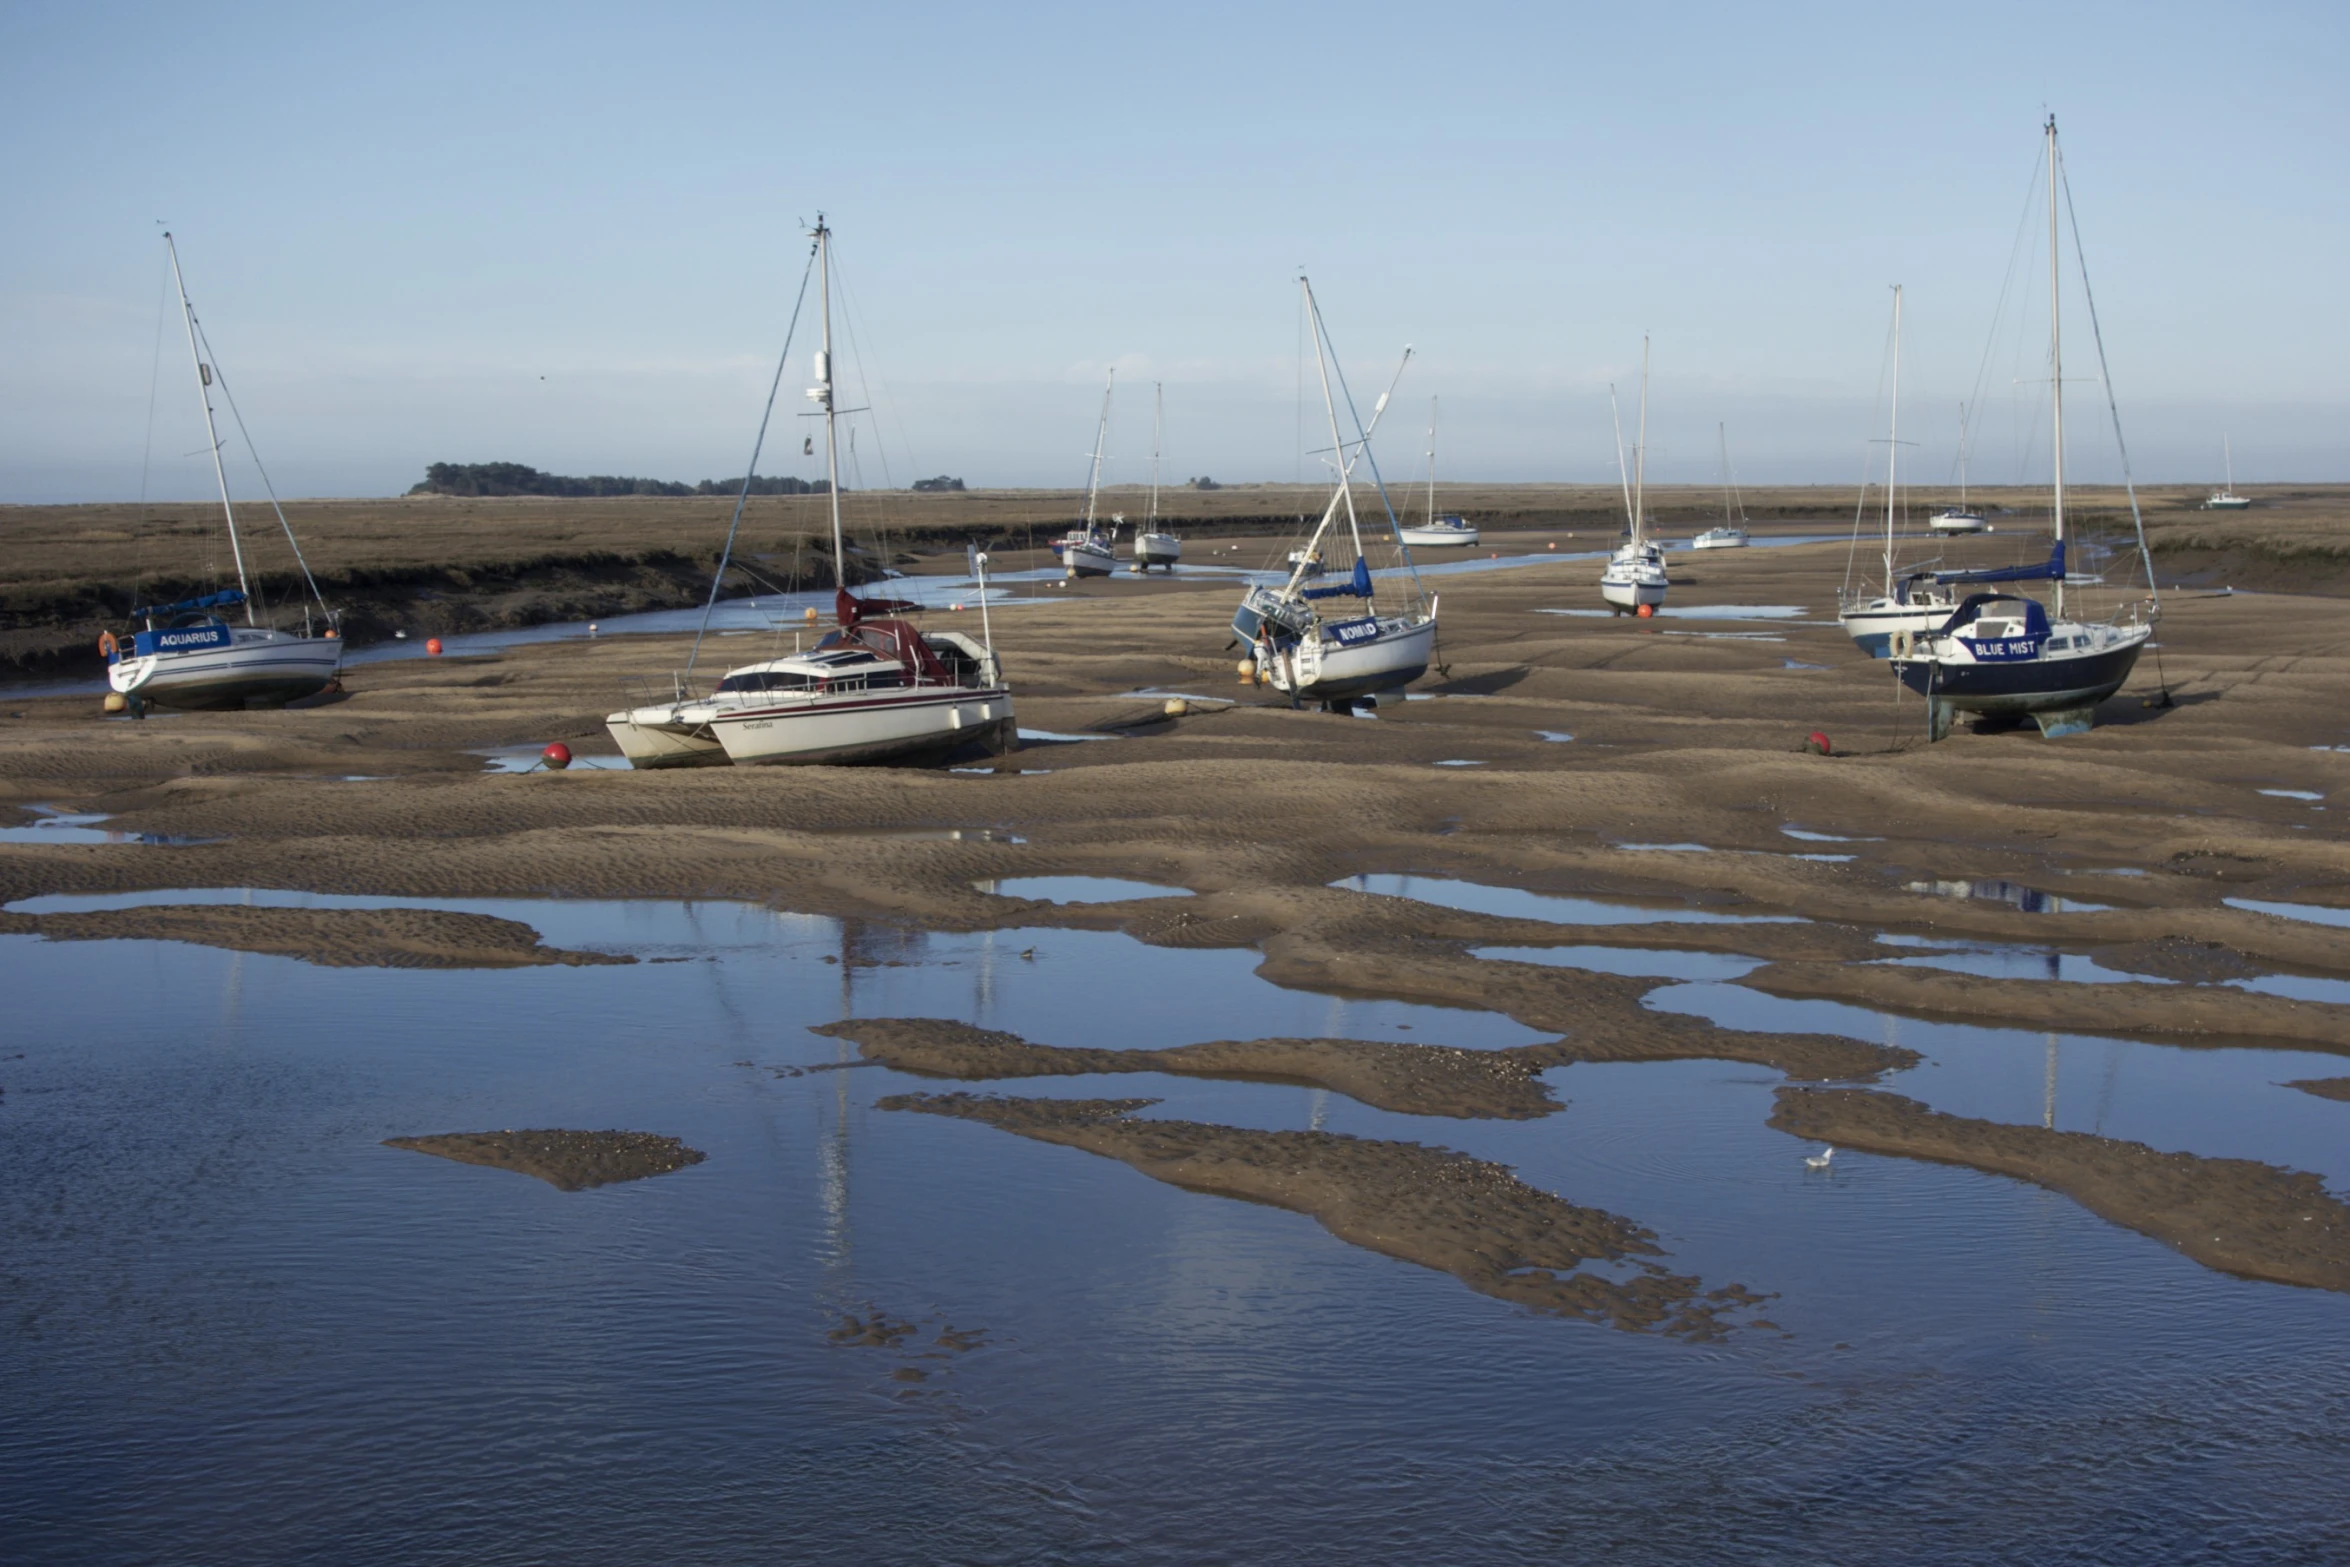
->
[3, 0, 2342, 502]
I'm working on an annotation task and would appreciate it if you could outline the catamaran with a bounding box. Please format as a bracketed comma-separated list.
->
[1397, 398, 1479, 548]
[1132, 382, 1181, 571]
[1692, 423, 1750, 549]
[2203, 435, 2252, 510]
[606, 217, 1014, 769]
[1598, 341, 1668, 612]
[102, 233, 342, 712]
[1890, 118, 2157, 741]
[1231, 279, 1435, 709]
[1838, 286, 1960, 656]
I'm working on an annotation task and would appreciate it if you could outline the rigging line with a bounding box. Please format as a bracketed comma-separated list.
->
[1843, 299, 1898, 595]
[190, 317, 321, 621]
[827, 242, 902, 492]
[1303, 286, 1420, 599]
[685, 233, 819, 683]
[1972, 144, 2049, 493]
[2059, 141, 2169, 692]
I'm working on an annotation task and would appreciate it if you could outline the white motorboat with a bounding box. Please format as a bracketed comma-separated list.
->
[608, 216, 1015, 769]
[1231, 282, 1435, 709]
[1599, 341, 1669, 613]
[1397, 398, 1479, 548]
[1891, 117, 2159, 741]
[2203, 435, 2252, 509]
[102, 234, 342, 712]
[1692, 425, 1751, 549]
[1131, 384, 1181, 571]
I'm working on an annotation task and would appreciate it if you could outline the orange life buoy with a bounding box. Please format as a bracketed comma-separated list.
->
[97, 630, 118, 660]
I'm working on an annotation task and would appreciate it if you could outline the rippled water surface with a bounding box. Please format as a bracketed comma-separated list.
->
[4, 895, 2346, 1564]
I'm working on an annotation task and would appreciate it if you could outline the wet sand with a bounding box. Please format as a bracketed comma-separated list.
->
[1769, 1089, 2350, 1293]
[1, 903, 633, 969]
[383, 1129, 707, 1189]
[881, 1092, 1772, 1336]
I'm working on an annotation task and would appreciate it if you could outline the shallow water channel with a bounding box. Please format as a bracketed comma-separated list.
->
[3, 888, 2346, 1563]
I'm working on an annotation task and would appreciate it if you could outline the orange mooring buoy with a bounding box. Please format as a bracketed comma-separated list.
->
[542, 742, 574, 770]
[1634, 603, 1653, 619]
[425, 636, 444, 656]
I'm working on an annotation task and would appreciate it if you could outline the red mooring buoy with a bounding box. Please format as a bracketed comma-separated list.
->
[1804, 731, 1832, 756]
[1635, 603, 1654, 618]
[425, 636, 444, 656]
[542, 742, 574, 770]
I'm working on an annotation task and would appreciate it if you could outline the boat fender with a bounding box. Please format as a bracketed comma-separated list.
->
[1890, 630, 1912, 657]
[542, 743, 573, 771]
[97, 630, 118, 661]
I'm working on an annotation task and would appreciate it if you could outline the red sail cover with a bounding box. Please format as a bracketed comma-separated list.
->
[835, 588, 925, 626]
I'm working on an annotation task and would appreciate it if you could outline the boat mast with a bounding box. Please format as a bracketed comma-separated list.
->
[1609, 386, 1634, 535]
[165, 233, 254, 625]
[2046, 115, 2066, 619]
[2223, 433, 2234, 493]
[1302, 277, 1364, 565]
[1425, 397, 1439, 526]
[1082, 369, 1113, 533]
[1717, 422, 1732, 527]
[813, 217, 846, 592]
[1884, 284, 1902, 589]
[1632, 336, 1649, 548]
[1148, 382, 1162, 529]
[1956, 401, 1971, 511]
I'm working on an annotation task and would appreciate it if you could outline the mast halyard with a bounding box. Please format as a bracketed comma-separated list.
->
[2047, 115, 2066, 620]
[1610, 386, 1634, 535]
[165, 233, 254, 625]
[812, 216, 846, 593]
[1148, 382, 1162, 528]
[1083, 370, 1114, 532]
[1884, 283, 1903, 590]
[1425, 396, 1439, 527]
[1302, 277, 1365, 567]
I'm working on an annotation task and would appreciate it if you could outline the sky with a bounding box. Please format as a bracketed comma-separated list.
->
[3, 0, 2344, 503]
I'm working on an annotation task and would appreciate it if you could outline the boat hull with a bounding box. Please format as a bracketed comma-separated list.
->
[710, 686, 1015, 767]
[1134, 534, 1180, 571]
[1398, 525, 1478, 548]
[1928, 511, 1987, 534]
[1839, 597, 1958, 659]
[1270, 616, 1435, 703]
[1599, 574, 1667, 610]
[605, 708, 730, 768]
[1894, 629, 2148, 738]
[1691, 529, 1747, 550]
[107, 630, 342, 710]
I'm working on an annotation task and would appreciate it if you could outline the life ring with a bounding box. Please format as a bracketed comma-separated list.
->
[97, 630, 119, 661]
[1889, 630, 1912, 658]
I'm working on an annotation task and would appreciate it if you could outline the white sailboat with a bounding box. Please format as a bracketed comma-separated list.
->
[1397, 398, 1479, 547]
[1838, 286, 1960, 656]
[1132, 383, 1181, 571]
[2203, 435, 2252, 510]
[1692, 423, 1750, 549]
[606, 217, 1014, 769]
[1230, 278, 1436, 709]
[1599, 340, 1668, 612]
[1929, 402, 1988, 533]
[1891, 117, 2157, 741]
[103, 233, 342, 712]
[1059, 372, 1119, 577]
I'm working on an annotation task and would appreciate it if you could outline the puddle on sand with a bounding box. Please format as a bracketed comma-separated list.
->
[1017, 728, 1121, 744]
[1870, 938, 2168, 986]
[2225, 898, 2350, 930]
[975, 876, 1191, 904]
[951, 767, 1052, 776]
[475, 745, 630, 773]
[0, 807, 217, 847]
[1615, 842, 1711, 853]
[1781, 659, 1829, 671]
[1432, 759, 1484, 768]
[1535, 730, 1575, 743]
[4, 894, 2347, 1560]
[1788, 853, 1855, 863]
[2257, 789, 2324, 802]
[1335, 873, 1798, 925]
[1903, 879, 2109, 915]
[1782, 827, 1881, 844]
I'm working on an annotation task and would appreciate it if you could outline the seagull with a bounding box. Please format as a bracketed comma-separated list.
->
[1805, 1146, 1835, 1170]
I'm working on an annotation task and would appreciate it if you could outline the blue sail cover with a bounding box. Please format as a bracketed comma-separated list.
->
[1302, 557, 1374, 600]
[131, 589, 245, 618]
[1933, 540, 2064, 587]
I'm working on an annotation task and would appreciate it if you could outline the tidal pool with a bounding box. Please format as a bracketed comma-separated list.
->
[2, 894, 2345, 1563]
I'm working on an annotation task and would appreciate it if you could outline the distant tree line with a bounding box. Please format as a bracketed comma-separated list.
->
[410, 462, 831, 498]
[911, 475, 966, 492]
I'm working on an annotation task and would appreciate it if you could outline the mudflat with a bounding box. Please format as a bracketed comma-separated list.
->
[4, 512, 2347, 1296]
